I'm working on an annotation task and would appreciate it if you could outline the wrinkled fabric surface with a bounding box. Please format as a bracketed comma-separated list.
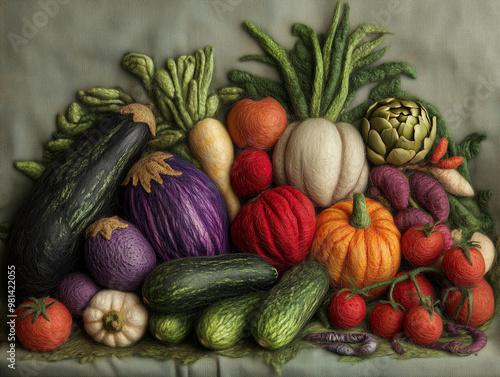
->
[1, 1, 500, 376]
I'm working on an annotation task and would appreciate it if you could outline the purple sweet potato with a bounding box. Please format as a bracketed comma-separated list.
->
[394, 207, 434, 232]
[370, 165, 409, 210]
[409, 172, 450, 223]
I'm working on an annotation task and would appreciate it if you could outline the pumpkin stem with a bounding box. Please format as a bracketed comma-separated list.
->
[103, 310, 125, 333]
[349, 193, 371, 229]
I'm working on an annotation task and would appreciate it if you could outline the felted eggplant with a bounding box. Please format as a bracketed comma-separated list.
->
[6, 104, 156, 302]
[84, 216, 157, 292]
[121, 151, 229, 261]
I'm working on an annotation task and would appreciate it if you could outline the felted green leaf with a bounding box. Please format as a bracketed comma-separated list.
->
[14, 161, 46, 180]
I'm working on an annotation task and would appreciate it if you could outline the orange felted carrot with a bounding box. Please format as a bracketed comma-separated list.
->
[429, 138, 448, 162]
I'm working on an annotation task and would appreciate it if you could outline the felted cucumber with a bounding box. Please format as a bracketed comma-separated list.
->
[196, 291, 266, 350]
[252, 260, 330, 350]
[6, 104, 155, 301]
[142, 253, 278, 314]
[149, 312, 194, 344]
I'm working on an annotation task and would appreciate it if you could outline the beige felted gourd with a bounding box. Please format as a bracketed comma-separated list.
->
[83, 290, 149, 347]
[273, 118, 369, 208]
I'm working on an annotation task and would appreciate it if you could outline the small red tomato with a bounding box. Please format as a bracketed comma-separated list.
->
[442, 242, 485, 286]
[391, 271, 435, 310]
[231, 149, 273, 199]
[443, 278, 495, 327]
[15, 297, 73, 352]
[369, 302, 404, 339]
[401, 223, 445, 266]
[327, 291, 366, 329]
[403, 306, 443, 345]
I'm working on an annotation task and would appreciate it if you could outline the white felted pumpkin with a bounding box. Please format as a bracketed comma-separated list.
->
[272, 118, 369, 208]
[83, 290, 149, 347]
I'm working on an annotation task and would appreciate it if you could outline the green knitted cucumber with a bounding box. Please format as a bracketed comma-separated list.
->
[148, 312, 193, 344]
[142, 253, 278, 314]
[196, 291, 266, 350]
[252, 260, 330, 350]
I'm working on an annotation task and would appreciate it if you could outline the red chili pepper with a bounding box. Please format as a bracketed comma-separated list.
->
[429, 138, 448, 162]
[435, 156, 464, 169]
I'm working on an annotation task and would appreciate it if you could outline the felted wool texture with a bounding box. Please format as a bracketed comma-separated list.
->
[444, 279, 495, 327]
[309, 197, 401, 300]
[231, 149, 273, 199]
[409, 171, 450, 224]
[272, 118, 369, 208]
[391, 272, 435, 311]
[84, 219, 156, 292]
[122, 153, 229, 262]
[56, 272, 100, 318]
[226, 98, 287, 150]
[5, 113, 150, 303]
[231, 185, 316, 273]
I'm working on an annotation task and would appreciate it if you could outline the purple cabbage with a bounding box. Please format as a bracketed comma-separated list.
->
[122, 153, 229, 261]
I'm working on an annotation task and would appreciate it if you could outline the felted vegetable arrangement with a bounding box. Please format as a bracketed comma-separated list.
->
[3, 0, 500, 372]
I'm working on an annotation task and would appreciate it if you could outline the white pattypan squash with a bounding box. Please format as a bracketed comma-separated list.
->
[83, 290, 148, 347]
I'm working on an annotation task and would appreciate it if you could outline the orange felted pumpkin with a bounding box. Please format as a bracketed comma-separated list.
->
[309, 192, 401, 299]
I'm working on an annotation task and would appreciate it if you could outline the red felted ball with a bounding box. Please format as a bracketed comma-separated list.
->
[231, 149, 273, 199]
[231, 185, 316, 273]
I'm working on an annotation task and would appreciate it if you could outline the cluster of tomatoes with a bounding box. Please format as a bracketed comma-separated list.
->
[326, 222, 495, 346]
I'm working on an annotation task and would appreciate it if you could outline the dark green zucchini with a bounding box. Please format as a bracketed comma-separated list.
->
[196, 291, 265, 350]
[142, 253, 278, 314]
[149, 312, 194, 344]
[252, 260, 329, 350]
[6, 104, 155, 302]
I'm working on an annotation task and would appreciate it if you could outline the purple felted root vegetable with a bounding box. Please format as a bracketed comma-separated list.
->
[394, 207, 433, 232]
[84, 216, 157, 292]
[409, 171, 450, 223]
[121, 152, 229, 261]
[56, 271, 100, 318]
[369, 165, 409, 210]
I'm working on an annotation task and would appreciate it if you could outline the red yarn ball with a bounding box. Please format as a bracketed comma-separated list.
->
[231, 185, 316, 273]
[327, 291, 366, 329]
[231, 149, 273, 199]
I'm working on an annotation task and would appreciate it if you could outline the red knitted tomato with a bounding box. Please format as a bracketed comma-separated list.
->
[391, 271, 435, 310]
[231, 185, 316, 272]
[369, 302, 404, 339]
[442, 241, 485, 287]
[15, 297, 72, 352]
[403, 306, 443, 345]
[327, 290, 366, 329]
[401, 223, 445, 266]
[443, 279, 495, 327]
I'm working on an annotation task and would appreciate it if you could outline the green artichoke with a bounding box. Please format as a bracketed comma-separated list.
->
[361, 98, 437, 165]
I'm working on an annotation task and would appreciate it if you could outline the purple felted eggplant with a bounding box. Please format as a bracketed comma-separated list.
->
[84, 216, 157, 292]
[121, 151, 229, 261]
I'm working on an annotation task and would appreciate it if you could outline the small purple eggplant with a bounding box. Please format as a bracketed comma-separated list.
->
[84, 216, 157, 292]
